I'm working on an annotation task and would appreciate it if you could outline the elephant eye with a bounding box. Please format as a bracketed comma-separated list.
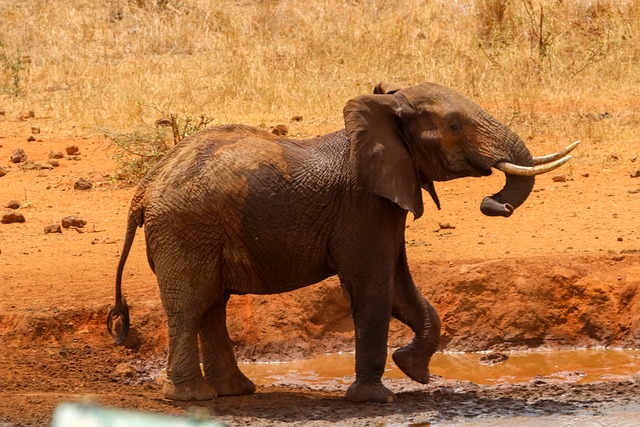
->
[450, 122, 462, 135]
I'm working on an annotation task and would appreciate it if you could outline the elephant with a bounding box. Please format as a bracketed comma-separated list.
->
[107, 81, 577, 403]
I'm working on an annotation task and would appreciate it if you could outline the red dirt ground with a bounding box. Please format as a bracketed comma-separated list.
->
[1, 116, 639, 425]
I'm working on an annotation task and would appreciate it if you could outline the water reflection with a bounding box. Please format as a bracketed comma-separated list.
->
[239, 348, 640, 387]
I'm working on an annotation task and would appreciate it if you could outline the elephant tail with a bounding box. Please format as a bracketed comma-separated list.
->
[107, 210, 138, 345]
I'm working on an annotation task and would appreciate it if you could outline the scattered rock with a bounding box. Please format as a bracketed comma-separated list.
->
[10, 148, 27, 163]
[48, 159, 60, 167]
[290, 115, 303, 122]
[113, 363, 137, 380]
[155, 118, 173, 127]
[582, 173, 590, 178]
[439, 222, 456, 230]
[552, 175, 567, 183]
[65, 145, 80, 155]
[19, 161, 53, 171]
[74, 178, 93, 190]
[5, 200, 20, 209]
[0, 109, 5, 115]
[49, 151, 64, 159]
[271, 124, 288, 136]
[61, 216, 87, 228]
[631, 170, 640, 178]
[479, 352, 509, 366]
[20, 110, 35, 120]
[0, 166, 8, 177]
[2, 211, 26, 224]
[27, 135, 36, 142]
[628, 188, 640, 194]
[31, 127, 41, 134]
[44, 224, 63, 234]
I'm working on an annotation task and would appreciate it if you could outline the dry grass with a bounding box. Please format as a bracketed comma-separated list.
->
[0, 0, 638, 163]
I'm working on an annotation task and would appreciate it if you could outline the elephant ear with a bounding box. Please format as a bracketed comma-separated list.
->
[373, 81, 402, 95]
[343, 94, 424, 219]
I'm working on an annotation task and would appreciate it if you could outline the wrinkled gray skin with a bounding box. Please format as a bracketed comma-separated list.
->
[109, 82, 537, 403]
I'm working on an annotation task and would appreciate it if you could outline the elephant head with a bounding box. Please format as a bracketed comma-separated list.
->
[344, 82, 577, 218]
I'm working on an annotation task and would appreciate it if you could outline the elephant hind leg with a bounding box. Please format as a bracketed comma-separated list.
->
[162, 316, 216, 401]
[158, 274, 218, 401]
[199, 297, 256, 396]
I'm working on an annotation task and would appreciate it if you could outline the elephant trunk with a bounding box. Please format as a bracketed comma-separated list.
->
[480, 133, 535, 217]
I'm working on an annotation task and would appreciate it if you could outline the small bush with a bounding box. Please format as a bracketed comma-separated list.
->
[0, 39, 28, 97]
[155, 113, 215, 145]
[106, 112, 214, 183]
[106, 127, 172, 184]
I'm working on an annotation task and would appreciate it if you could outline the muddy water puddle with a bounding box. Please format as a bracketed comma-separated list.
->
[237, 349, 640, 426]
[240, 348, 640, 387]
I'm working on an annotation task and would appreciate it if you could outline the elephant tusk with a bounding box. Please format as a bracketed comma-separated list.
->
[494, 155, 572, 176]
[532, 140, 580, 165]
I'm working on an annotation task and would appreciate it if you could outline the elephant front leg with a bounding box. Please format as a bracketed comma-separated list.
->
[199, 299, 256, 396]
[344, 281, 396, 404]
[391, 254, 441, 384]
[163, 317, 216, 401]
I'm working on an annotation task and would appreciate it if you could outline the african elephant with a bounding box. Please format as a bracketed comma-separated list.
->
[108, 82, 577, 403]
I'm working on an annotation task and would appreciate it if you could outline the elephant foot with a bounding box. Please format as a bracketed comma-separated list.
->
[206, 371, 256, 396]
[345, 380, 396, 403]
[392, 345, 431, 384]
[163, 378, 216, 401]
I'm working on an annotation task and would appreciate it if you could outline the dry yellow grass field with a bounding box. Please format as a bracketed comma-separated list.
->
[1, 0, 639, 163]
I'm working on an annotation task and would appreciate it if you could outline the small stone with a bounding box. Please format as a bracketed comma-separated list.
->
[10, 148, 27, 163]
[439, 222, 456, 230]
[17, 161, 37, 171]
[61, 216, 87, 228]
[65, 145, 80, 155]
[271, 124, 288, 136]
[0, 166, 8, 177]
[20, 111, 35, 120]
[155, 118, 173, 127]
[2, 211, 26, 224]
[479, 352, 509, 366]
[631, 170, 640, 178]
[44, 224, 62, 234]
[48, 159, 60, 167]
[113, 363, 137, 380]
[31, 127, 41, 134]
[0, 110, 5, 115]
[618, 237, 624, 242]
[49, 151, 64, 159]
[290, 115, 303, 122]
[74, 178, 93, 190]
[5, 200, 20, 209]
[27, 135, 36, 142]
[552, 175, 567, 183]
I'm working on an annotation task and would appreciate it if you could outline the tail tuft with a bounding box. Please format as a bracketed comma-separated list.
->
[107, 297, 130, 346]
